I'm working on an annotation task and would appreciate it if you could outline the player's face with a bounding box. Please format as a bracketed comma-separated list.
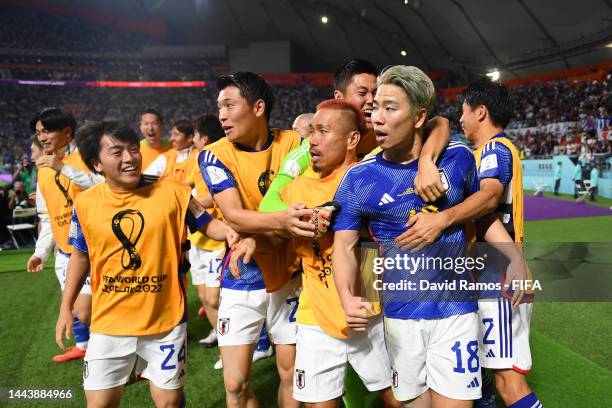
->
[34, 121, 71, 154]
[139, 114, 163, 147]
[292, 116, 311, 139]
[372, 84, 418, 151]
[340, 73, 377, 129]
[217, 85, 259, 144]
[192, 131, 208, 151]
[170, 127, 193, 151]
[459, 102, 478, 142]
[309, 109, 351, 176]
[30, 143, 42, 161]
[94, 135, 142, 191]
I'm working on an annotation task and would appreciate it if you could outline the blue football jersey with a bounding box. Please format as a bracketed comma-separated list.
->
[199, 149, 267, 291]
[477, 133, 514, 237]
[333, 141, 480, 319]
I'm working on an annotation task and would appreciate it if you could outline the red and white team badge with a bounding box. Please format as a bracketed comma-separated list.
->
[218, 318, 230, 336]
[392, 369, 398, 388]
[295, 369, 305, 389]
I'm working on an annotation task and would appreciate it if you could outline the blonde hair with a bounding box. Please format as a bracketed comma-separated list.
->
[377, 65, 435, 118]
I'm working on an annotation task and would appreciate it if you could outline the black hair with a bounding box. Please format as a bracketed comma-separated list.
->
[29, 107, 77, 138]
[141, 109, 164, 124]
[76, 121, 140, 173]
[194, 114, 224, 144]
[216, 72, 274, 122]
[333, 59, 378, 93]
[461, 77, 513, 128]
[171, 118, 194, 137]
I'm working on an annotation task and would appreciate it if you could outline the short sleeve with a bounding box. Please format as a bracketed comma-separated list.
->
[332, 170, 362, 231]
[478, 141, 513, 188]
[199, 150, 237, 195]
[68, 208, 89, 253]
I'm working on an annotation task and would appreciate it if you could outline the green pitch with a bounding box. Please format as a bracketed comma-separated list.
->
[1, 214, 611, 407]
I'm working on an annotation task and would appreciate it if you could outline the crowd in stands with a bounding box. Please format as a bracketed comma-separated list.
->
[1, 55, 222, 82]
[436, 74, 612, 161]
[1, 74, 610, 175]
[0, 8, 157, 52]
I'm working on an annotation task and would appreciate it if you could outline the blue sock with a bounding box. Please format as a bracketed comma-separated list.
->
[72, 316, 90, 349]
[255, 326, 270, 351]
[508, 392, 542, 408]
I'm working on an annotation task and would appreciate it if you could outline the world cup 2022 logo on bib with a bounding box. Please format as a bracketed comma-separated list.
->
[55, 173, 73, 207]
[257, 170, 275, 195]
[111, 210, 145, 270]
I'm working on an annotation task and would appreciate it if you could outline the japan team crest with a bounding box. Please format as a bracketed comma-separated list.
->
[218, 318, 230, 336]
[295, 369, 305, 389]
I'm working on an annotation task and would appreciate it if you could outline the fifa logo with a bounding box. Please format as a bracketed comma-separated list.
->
[257, 170, 275, 195]
[54, 173, 73, 207]
[111, 210, 145, 270]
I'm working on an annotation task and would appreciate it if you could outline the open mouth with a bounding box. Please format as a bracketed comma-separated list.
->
[310, 149, 321, 162]
[374, 130, 387, 143]
[121, 165, 138, 173]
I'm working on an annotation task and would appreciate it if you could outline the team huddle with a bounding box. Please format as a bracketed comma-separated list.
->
[28, 59, 543, 408]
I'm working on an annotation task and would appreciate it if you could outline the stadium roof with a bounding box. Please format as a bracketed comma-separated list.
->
[22, 0, 612, 79]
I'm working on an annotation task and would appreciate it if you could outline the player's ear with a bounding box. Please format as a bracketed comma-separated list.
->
[62, 126, 72, 141]
[477, 105, 487, 122]
[333, 90, 344, 100]
[413, 108, 428, 129]
[253, 99, 266, 118]
[93, 160, 103, 174]
[347, 130, 360, 150]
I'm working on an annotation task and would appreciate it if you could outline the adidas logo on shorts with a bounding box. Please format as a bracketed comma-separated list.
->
[486, 349, 496, 358]
[467, 377, 480, 389]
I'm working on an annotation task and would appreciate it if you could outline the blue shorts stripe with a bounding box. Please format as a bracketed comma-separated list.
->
[508, 301, 512, 358]
[498, 298, 503, 358]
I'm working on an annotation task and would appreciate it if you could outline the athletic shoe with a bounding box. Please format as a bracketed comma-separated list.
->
[213, 358, 223, 370]
[52, 346, 86, 363]
[198, 306, 206, 319]
[252, 346, 274, 362]
[198, 329, 218, 348]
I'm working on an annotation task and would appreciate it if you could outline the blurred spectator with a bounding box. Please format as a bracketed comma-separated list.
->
[590, 165, 600, 201]
[11, 156, 35, 194]
[554, 161, 562, 195]
[7, 181, 31, 210]
[573, 161, 583, 198]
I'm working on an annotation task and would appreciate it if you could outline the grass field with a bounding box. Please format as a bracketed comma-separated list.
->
[1, 210, 611, 407]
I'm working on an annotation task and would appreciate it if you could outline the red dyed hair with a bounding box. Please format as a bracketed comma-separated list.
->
[315, 99, 366, 135]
